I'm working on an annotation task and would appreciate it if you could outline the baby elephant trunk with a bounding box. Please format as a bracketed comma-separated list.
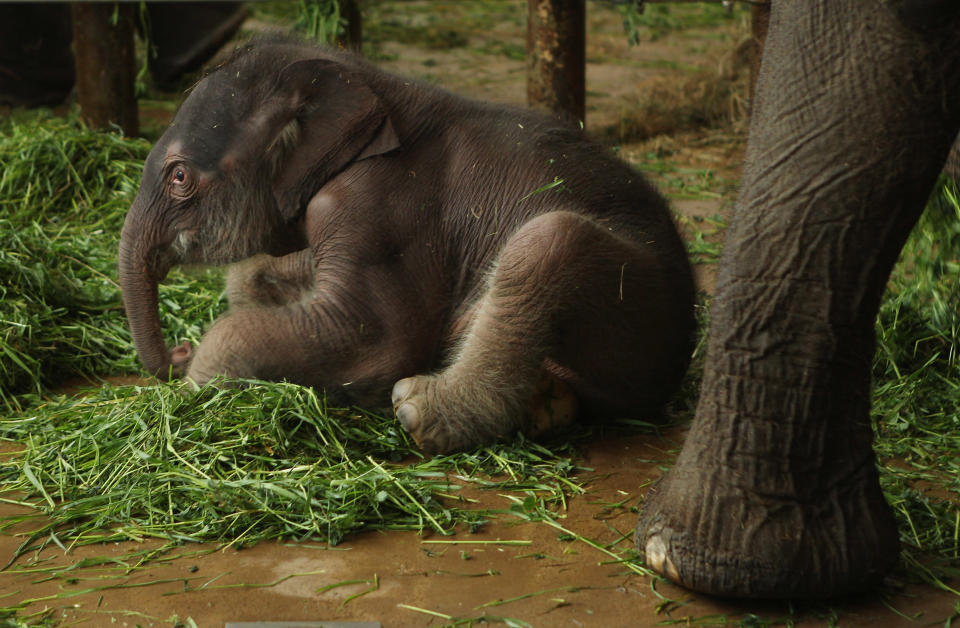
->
[117, 204, 177, 378]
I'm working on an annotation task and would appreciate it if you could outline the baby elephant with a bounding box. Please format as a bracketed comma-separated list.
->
[118, 38, 696, 453]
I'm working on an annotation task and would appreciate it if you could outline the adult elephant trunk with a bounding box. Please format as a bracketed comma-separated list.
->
[636, 0, 960, 599]
[117, 202, 177, 378]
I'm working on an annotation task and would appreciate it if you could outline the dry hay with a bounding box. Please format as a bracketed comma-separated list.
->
[607, 38, 754, 143]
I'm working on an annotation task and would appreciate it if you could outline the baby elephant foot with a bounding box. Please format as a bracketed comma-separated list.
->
[392, 375, 516, 454]
[392, 376, 456, 453]
[392, 370, 580, 453]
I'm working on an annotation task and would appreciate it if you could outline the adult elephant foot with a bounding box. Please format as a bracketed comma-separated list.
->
[634, 0, 960, 599]
[634, 405, 900, 597]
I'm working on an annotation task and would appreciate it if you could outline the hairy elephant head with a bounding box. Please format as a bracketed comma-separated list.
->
[119, 43, 399, 377]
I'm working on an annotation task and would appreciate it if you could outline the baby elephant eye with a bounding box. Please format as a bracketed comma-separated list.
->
[168, 167, 193, 198]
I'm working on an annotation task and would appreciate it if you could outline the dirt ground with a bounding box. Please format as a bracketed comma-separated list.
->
[2, 1, 958, 626]
[3, 429, 957, 627]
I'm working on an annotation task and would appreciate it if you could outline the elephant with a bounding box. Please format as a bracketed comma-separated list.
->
[634, 0, 960, 600]
[118, 37, 696, 454]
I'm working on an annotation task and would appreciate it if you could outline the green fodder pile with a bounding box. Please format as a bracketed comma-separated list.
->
[0, 114, 225, 411]
[1, 382, 583, 557]
[0, 114, 144, 403]
[873, 178, 960, 588]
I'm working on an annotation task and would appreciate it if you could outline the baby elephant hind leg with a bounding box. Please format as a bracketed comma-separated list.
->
[393, 210, 693, 454]
[225, 249, 314, 310]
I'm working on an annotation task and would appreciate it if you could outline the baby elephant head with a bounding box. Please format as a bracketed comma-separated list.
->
[118, 44, 399, 377]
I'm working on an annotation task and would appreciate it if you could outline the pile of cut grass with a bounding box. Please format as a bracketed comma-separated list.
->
[609, 4, 751, 143]
[0, 113, 225, 411]
[0, 381, 587, 563]
[873, 177, 960, 589]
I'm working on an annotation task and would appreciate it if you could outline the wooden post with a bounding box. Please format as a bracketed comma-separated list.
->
[71, 3, 138, 137]
[748, 1, 771, 113]
[526, 0, 586, 124]
[339, 0, 363, 52]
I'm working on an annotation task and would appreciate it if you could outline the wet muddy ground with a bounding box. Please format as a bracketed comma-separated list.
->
[2, 2, 958, 626]
[4, 429, 957, 627]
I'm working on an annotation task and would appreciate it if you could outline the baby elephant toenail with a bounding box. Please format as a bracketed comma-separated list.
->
[392, 378, 415, 407]
[394, 403, 420, 432]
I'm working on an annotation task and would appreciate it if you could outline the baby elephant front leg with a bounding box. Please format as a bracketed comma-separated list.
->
[392, 210, 668, 453]
[184, 251, 315, 385]
[185, 304, 318, 388]
[225, 249, 314, 310]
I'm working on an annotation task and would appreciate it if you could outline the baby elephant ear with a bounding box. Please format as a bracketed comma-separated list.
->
[266, 58, 400, 220]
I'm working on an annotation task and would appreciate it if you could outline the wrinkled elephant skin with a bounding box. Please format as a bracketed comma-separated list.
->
[118, 39, 696, 455]
[635, 0, 960, 599]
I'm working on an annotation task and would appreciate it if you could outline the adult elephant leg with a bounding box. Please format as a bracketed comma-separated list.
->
[635, 1, 960, 599]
